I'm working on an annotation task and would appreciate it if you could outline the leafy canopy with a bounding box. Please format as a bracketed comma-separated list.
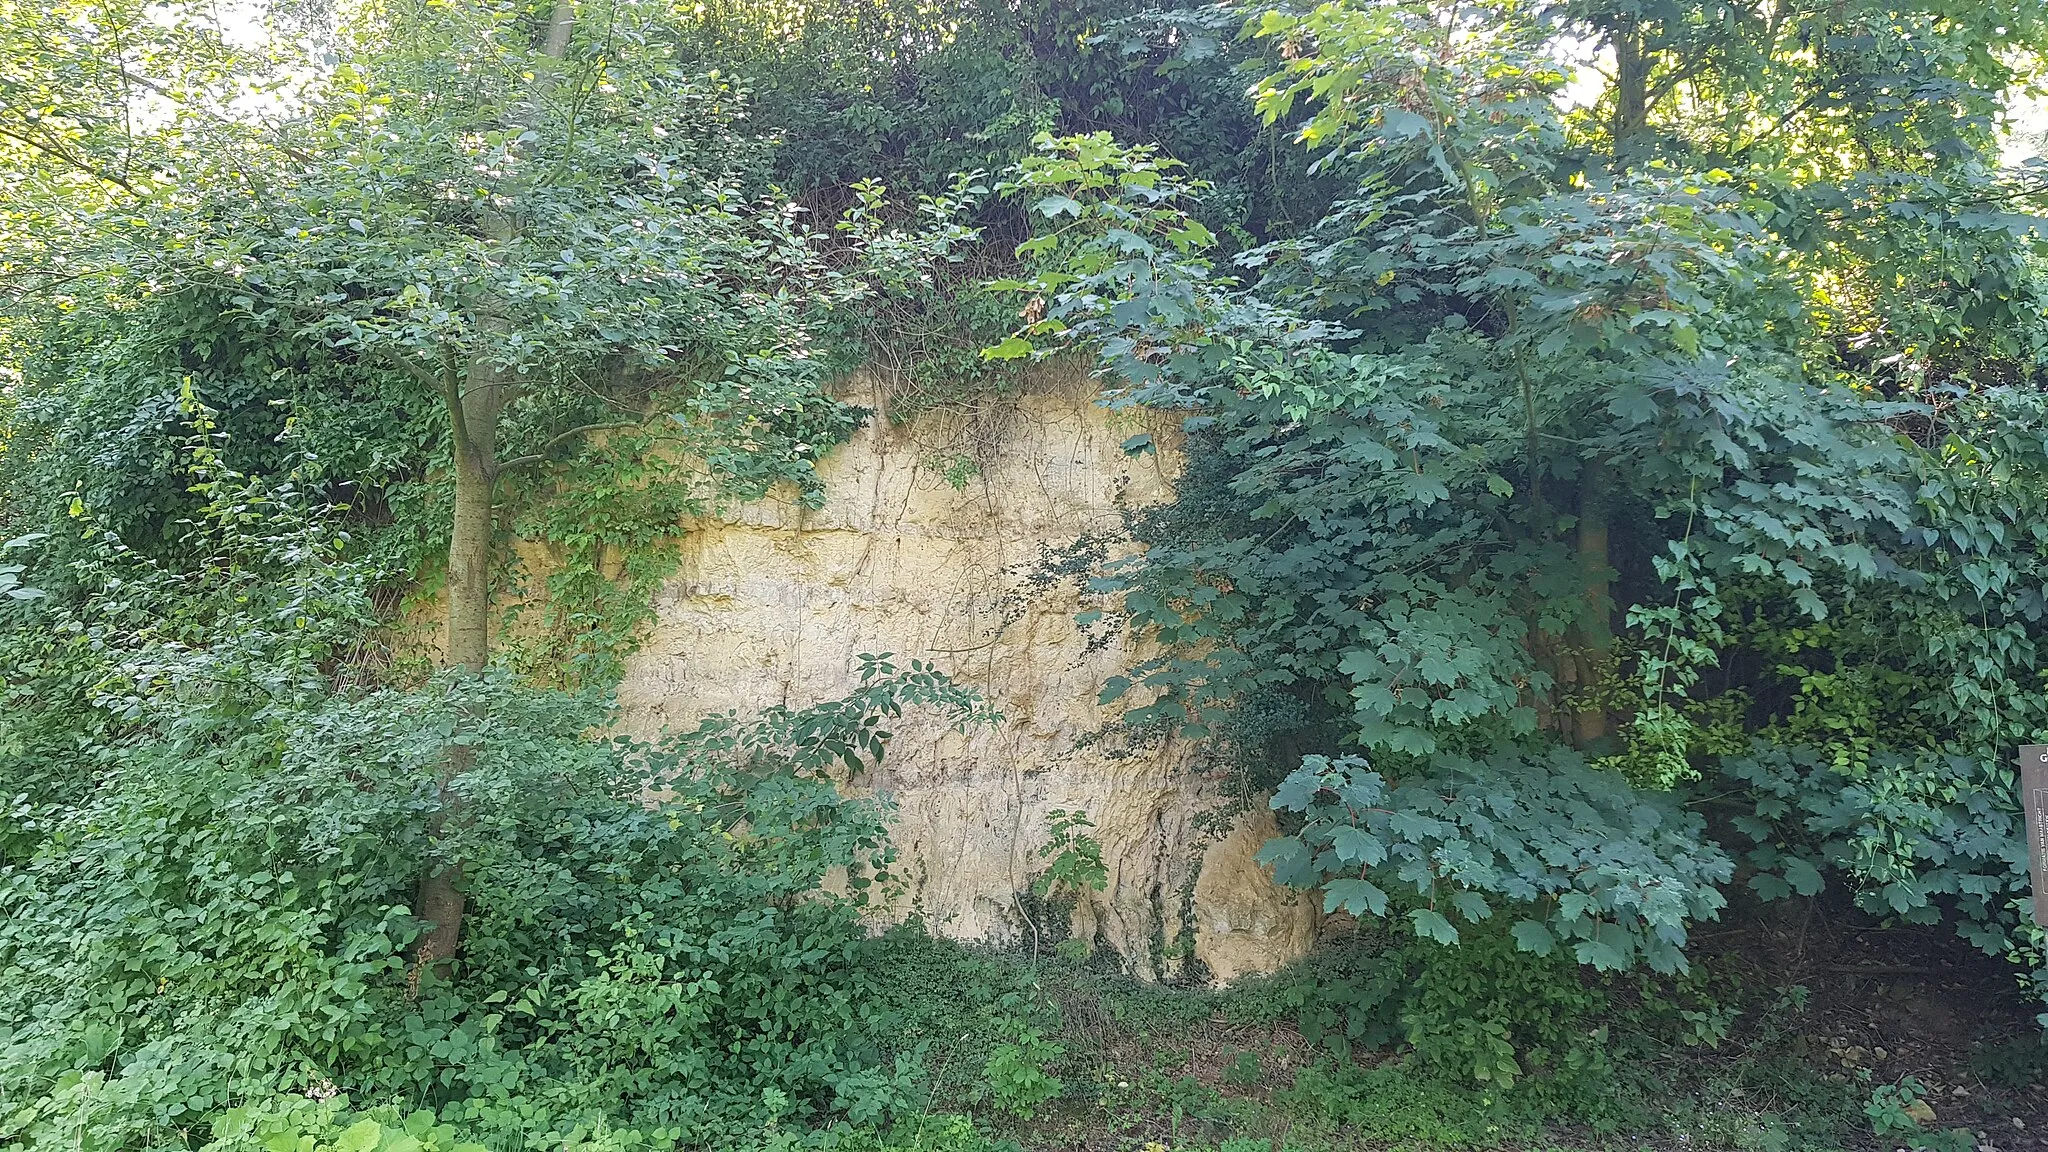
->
[992, 0, 2048, 1003]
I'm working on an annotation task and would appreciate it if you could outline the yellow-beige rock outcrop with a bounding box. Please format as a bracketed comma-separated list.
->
[613, 371, 1317, 982]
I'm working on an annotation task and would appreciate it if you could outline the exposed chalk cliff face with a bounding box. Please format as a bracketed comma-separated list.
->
[613, 371, 1317, 982]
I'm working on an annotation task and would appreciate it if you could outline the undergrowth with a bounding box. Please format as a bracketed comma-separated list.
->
[1, 455, 2032, 1151]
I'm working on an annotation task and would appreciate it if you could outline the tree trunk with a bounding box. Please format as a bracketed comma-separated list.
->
[444, 438, 495, 674]
[413, 848, 466, 981]
[412, 1, 576, 981]
[444, 354, 504, 675]
[414, 353, 507, 978]
[1612, 19, 1651, 158]
[1573, 460, 1613, 745]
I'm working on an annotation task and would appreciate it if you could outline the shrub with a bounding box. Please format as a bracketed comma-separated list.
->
[0, 458, 990, 1148]
[0, 664, 984, 1149]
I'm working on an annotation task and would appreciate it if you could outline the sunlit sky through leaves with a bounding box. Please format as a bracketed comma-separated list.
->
[208, 1, 2046, 164]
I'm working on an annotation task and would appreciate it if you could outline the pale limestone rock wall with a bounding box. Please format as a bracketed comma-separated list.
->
[614, 370, 1317, 983]
[1193, 809, 1322, 984]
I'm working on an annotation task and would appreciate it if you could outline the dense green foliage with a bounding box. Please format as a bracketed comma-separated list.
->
[993, 0, 2048, 1015]
[0, 446, 989, 1148]
[3, 0, 2048, 1148]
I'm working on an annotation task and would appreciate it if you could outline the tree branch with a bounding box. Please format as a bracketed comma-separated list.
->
[0, 266, 111, 299]
[437, 345, 474, 461]
[497, 420, 648, 471]
[389, 351, 443, 392]
[1733, 92, 1821, 157]
[0, 122, 142, 195]
[1643, 54, 1710, 108]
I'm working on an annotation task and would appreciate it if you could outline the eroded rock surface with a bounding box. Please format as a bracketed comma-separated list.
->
[614, 371, 1317, 982]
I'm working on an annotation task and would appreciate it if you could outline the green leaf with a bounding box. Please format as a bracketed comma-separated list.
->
[982, 336, 1035, 361]
[1322, 877, 1389, 916]
[1379, 107, 1432, 140]
[1573, 938, 1629, 971]
[1330, 824, 1385, 865]
[1409, 908, 1460, 945]
[1034, 194, 1085, 218]
[1449, 890, 1492, 921]
[334, 1120, 383, 1152]
[1510, 919, 1556, 955]
[1782, 857, 1825, 897]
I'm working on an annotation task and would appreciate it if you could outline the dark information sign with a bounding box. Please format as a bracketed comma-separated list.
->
[2024, 745, 2048, 929]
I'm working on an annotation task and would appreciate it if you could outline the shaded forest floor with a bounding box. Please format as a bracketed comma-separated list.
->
[903, 895, 2048, 1152]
